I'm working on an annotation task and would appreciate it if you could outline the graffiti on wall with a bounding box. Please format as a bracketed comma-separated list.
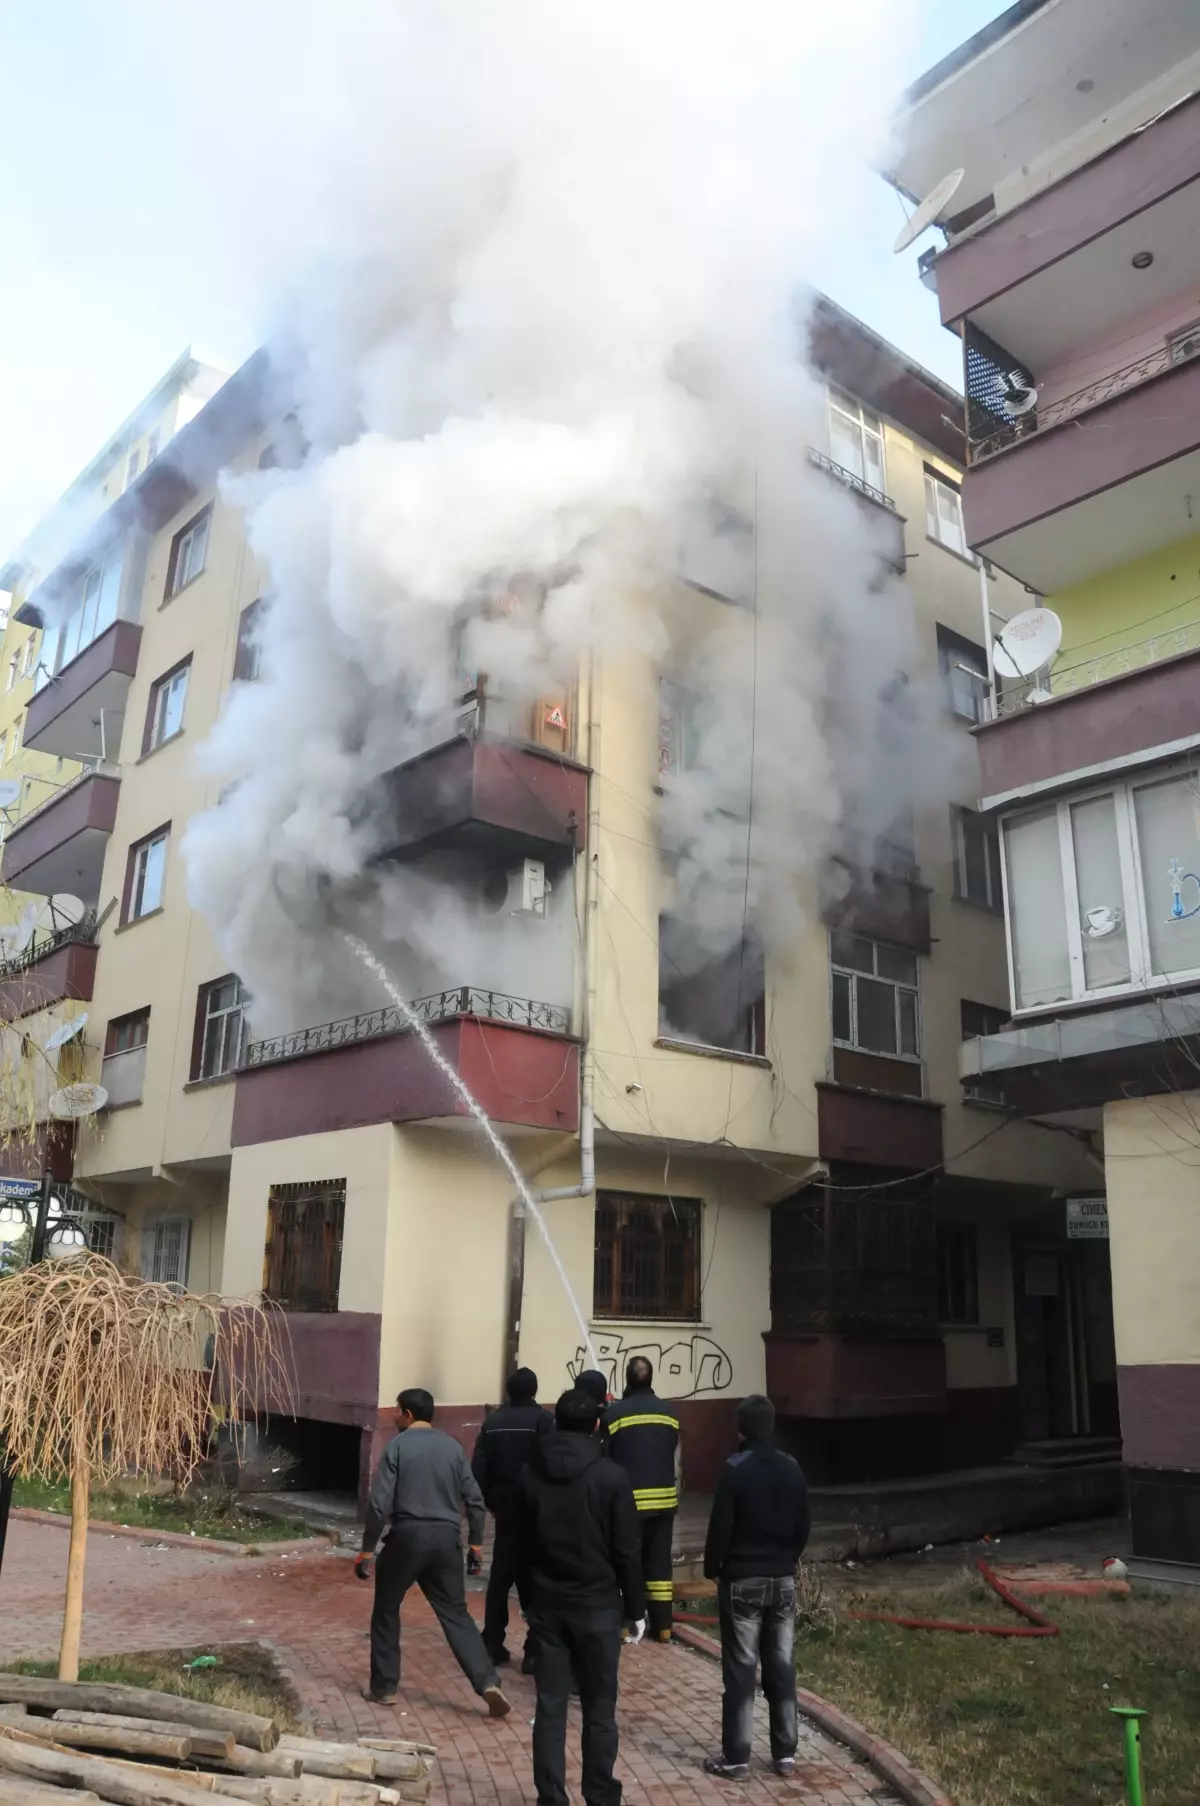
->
[569, 1330, 732, 1398]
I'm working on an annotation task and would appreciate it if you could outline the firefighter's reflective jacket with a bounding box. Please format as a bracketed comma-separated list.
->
[601, 1391, 681, 1515]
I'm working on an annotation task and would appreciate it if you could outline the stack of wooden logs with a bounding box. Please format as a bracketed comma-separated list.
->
[0, 1676, 432, 1806]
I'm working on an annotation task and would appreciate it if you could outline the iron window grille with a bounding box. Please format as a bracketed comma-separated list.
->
[264, 1180, 346, 1313]
[593, 1191, 701, 1322]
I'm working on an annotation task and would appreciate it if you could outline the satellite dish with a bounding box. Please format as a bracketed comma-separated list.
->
[45, 1013, 89, 1052]
[992, 607, 1063, 680]
[38, 894, 86, 934]
[1002, 380, 1039, 417]
[893, 168, 966, 253]
[0, 779, 21, 810]
[49, 1081, 108, 1120]
[1, 903, 40, 957]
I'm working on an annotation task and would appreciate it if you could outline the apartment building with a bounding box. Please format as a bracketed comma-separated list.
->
[891, 0, 1200, 1576]
[0, 303, 1095, 1506]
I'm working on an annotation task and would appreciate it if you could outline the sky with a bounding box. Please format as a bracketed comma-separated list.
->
[0, 0, 1012, 568]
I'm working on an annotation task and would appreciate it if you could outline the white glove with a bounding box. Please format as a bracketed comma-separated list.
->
[627, 1618, 646, 1644]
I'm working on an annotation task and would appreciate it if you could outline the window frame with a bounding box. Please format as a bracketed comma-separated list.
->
[825, 386, 887, 495]
[264, 1180, 346, 1313]
[233, 600, 264, 683]
[105, 1008, 150, 1056]
[143, 656, 192, 755]
[960, 998, 1009, 1107]
[192, 975, 249, 1082]
[829, 931, 921, 1064]
[936, 1222, 980, 1326]
[1000, 764, 1200, 1014]
[122, 825, 171, 924]
[592, 1190, 702, 1323]
[952, 805, 1003, 913]
[164, 503, 213, 600]
[924, 464, 971, 558]
[936, 624, 989, 725]
[141, 1214, 191, 1287]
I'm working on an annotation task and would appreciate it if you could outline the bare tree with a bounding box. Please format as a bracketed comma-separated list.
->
[0, 1255, 293, 1680]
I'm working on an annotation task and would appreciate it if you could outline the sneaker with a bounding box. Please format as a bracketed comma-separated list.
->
[655, 1629, 672, 1643]
[703, 1756, 750, 1781]
[361, 1687, 397, 1705]
[772, 1758, 797, 1778]
[483, 1685, 512, 1720]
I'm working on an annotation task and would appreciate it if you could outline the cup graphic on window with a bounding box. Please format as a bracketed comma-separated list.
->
[1083, 905, 1122, 939]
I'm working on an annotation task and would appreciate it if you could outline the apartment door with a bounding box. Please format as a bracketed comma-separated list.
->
[1014, 1247, 1077, 1441]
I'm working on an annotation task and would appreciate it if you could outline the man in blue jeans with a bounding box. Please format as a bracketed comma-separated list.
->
[701, 1395, 810, 1779]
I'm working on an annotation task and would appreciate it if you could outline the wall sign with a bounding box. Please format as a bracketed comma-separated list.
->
[1066, 1195, 1109, 1240]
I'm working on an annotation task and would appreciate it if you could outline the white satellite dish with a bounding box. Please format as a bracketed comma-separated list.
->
[992, 607, 1063, 681]
[2, 903, 40, 957]
[1002, 379, 1039, 417]
[893, 168, 966, 253]
[45, 1013, 89, 1052]
[0, 779, 22, 811]
[49, 1081, 108, 1120]
[38, 894, 86, 935]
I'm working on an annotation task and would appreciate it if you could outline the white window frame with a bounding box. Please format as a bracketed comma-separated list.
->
[131, 831, 169, 919]
[21, 638, 36, 678]
[925, 468, 971, 558]
[999, 764, 1200, 1015]
[5, 652, 17, 693]
[169, 507, 211, 597]
[952, 805, 1003, 912]
[141, 1214, 191, 1288]
[826, 387, 887, 495]
[829, 932, 921, 1064]
[198, 977, 248, 1080]
[149, 664, 189, 749]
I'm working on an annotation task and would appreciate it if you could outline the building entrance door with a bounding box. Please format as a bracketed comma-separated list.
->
[1015, 1248, 1077, 1441]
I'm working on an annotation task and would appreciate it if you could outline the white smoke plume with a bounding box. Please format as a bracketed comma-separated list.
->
[34, 1, 970, 1033]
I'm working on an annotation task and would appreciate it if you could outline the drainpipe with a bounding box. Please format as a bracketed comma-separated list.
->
[502, 652, 601, 1384]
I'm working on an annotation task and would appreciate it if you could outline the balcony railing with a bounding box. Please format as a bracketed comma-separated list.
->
[0, 912, 98, 979]
[244, 986, 572, 1068]
[985, 616, 1200, 717]
[969, 341, 1194, 463]
[2, 760, 114, 832]
[806, 447, 896, 513]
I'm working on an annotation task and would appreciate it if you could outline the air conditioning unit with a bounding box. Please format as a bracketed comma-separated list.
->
[480, 857, 550, 919]
[1168, 324, 1200, 366]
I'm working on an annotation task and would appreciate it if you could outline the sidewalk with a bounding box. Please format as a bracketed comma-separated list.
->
[0, 1519, 899, 1806]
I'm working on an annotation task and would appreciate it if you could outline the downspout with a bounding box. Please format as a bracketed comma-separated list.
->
[503, 651, 601, 1383]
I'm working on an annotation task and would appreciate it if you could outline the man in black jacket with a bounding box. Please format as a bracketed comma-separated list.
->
[472, 1367, 553, 1670]
[514, 1387, 644, 1806]
[701, 1395, 810, 1780]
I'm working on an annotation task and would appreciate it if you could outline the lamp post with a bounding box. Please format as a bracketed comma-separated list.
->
[0, 1174, 94, 1579]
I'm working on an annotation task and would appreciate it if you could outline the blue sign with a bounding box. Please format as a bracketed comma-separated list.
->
[0, 1178, 40, 1200]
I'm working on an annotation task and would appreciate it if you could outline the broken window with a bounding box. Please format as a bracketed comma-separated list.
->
[658, 915, 765, 1056]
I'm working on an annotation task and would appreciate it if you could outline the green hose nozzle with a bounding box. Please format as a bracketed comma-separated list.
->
[1109, 1706, 1147, 1806]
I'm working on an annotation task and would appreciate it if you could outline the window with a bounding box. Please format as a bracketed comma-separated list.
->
[10, 717, 21, 759]
[146, 429, 160, 463]
[0, 735, 8, 768]
[936, 1223, 979, 1324]
[936, 625, 989, 724]
[1003, 768, 1200, 1011]
[925, 466, 969, 557]
[264, 1180, 346, 1312]
[961, 999, 1008, 1106]
[127, 447, 142, 485]
[5, 653, 17, 692]
[952, 806, 1002, 911]
[141, 1216, 190, 1286]
[60, 565, 106, 669]
[659, 915, 765, 1056]
[124, 828, 169, 923]
[193, 976, 249, 1080]
[593, 1191, 701, 1321]
[83, 1215, 120, 1259]
[830, 931, 919, 1059]
[144, 658, 191, 752]
[827, 388, 886, 495]
[21, 639, 36, 678]
[103, 1008, 150, 1107]
[165, 504, 212, 598]
[234, 601, 264, 683]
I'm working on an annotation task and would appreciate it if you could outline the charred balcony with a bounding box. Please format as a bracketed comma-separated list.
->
[232, 985, 579, 1146]
[375, 732, 587, 863]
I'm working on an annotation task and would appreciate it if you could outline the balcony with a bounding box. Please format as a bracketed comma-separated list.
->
[0, 769, 120, 902]
[961, 346, 1200, 592]
[233, 986, 579, 1146]
[806, 449, 908, 576]
[25, 620, 142, 762]
[975, 643, 1200, 808]
[0, 913, 99, 1019]
[375, 734, 587, 863]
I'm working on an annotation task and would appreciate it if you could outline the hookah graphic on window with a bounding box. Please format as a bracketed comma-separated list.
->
[1168, 858, 1200, 922]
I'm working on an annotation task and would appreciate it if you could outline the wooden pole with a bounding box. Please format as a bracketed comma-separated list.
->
[56, 1457, 88, 1683]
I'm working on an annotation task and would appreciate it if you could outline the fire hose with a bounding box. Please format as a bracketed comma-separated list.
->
[674, 1560, 1060, 1638]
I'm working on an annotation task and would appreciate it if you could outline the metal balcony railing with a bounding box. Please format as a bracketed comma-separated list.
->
[244, 986, 572, 1068]
[969, 341, 1194, 463]
[0, 912, 99, 979]
[2, 760, 114, 832]
[806, 447, 897, 513]
[985, 616, 1200, 717]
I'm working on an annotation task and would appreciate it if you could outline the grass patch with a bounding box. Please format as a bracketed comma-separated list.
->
[797, 1575, 1200, 1806]
[11, 1476, 315, 1545]
[9, 1644, 304, 1730]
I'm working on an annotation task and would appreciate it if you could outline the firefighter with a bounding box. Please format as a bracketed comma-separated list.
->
[601, 1355, 680, 1640]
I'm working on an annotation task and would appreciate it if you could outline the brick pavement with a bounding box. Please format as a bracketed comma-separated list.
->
[0, 1521, 899, 1806]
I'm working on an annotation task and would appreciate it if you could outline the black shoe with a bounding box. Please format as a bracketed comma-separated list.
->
[772, 1758, 797, 1778]
[703, 1756, 750, 1781]
[487, 1647, 511, 1666]
[361, 1686, 398, 1705]
[521, 1652, 537, 1676]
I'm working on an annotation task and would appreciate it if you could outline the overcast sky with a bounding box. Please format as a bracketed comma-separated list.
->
[0, 0, 1010, 566]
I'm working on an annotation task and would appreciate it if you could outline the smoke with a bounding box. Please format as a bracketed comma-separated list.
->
[58, 0, 959, 1033]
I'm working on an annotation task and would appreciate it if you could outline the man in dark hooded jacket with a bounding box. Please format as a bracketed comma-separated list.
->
[472, 1366, 552, 1669]
[513, 1387, 643, 1806]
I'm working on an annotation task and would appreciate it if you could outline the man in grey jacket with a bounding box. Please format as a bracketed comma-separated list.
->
[356, 1387, 511, 1716]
